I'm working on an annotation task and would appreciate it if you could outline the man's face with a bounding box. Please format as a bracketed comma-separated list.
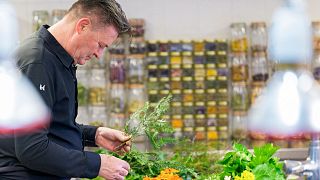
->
[73, 24, 118, 65]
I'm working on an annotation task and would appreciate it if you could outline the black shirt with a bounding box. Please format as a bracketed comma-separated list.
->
[0, 25, 100, 180]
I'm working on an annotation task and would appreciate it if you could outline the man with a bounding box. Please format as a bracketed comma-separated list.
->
[0, 0, 132, 179]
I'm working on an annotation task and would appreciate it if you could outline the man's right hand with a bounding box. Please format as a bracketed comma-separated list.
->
[98, 154, 130, 180]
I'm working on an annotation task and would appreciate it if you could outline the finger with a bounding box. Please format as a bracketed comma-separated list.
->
[123, 145, 130, 152]
[122, 162, 130, 171]
[119, 169, 129, 176]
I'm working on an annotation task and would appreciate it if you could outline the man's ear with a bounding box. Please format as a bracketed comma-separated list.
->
[76, 17, 91, 34]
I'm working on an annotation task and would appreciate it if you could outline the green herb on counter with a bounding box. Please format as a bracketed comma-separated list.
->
[218, 143, 285, 180]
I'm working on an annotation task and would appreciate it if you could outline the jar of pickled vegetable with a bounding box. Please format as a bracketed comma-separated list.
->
[218, 126, 229, 140]
[183, 89, 193, 102]
[170, 52, 182, 64]
[230, 23, 248, 52]
[194, 89, 205, 101]
[183, 127, 194, 140]
[182, 64, 194, 77]
[33, 10, 49, 31]
[129, 37, 146, 54]
[232, 111, 247, 139]
[205, 39, 216, 51]
[312, 50, 320, 81]
[148, 90, 159, 103]
[195, 102, 206, 115]
[206, 51, 216, 64]
[169, 40, 182, 52]
[158, 77, 170, 90]
[194, 52, 206, 65]
[76, 68, 89, 106]
[171, 102, 182, 115]
[312, 21, 320, 50]
[173, 128, 183, 139]
[207, 101, 217, 114]
[250, 22, 268, 51]
[251, 82, 265, 104]
[231, 82, 249, 111]
[109, 55, 126, 83]
[171, 115, 183, 128]
[159, 40, 169, 52]
[182, 77, 194, 89]
[172, 89, 182, 102]
[89, 106, 107, 126]
[195, 77, 205, 89]
[207, 114, 217, 127]
[171, 79, 182, 89]
[251, 51, 269, 82]
[182, 51, 193, 64]
[89, 69, 106, 106]
[231, 52, 249, 82]
[216, 39, 228, 51]
[109, 38, 125, 54]
[127, 84, 145, 114]
[207, 126, 218, 141]
[182, 40, 193, 52]
[183, 114, 194, 127]
[216, 51, 228, 67]
[194, 40, 205, 52]
[147, 40, 159, 52]
[109, 84, 126, 113]
[195, 127, 206, 141]
[183, 102, 194, 115]
[129, 18, 145, 37]
[108, 113, 125, 129]
[128, 54, 145, 84]
[147, 77, 158, 90]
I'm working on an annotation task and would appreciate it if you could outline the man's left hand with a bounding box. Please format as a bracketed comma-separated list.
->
[95, 127, 131, 153]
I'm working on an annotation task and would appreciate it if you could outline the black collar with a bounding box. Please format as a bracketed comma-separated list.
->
[39, 25, 74, 69]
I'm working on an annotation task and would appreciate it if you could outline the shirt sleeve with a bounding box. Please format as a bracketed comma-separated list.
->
[78, 124, 98, 147]
[15, 63, 101, 178]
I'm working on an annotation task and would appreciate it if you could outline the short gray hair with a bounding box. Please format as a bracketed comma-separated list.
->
[68, 0, 131, 35]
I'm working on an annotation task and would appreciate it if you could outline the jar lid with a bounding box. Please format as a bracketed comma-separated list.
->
[147, 40, 158, 44]
[206, 51, 216, 56]
[217, 51, 227, 55]
[233, 111, 247, 116]
[182, 51, 192, 56]
[127, 54, 145, 59]
[148, 52, 158, 57]
[159, 52, 169, 56]
[184, 127, 193, 132]
[208, 114, 217, 118]
[159, 40, 169, 43]
[196, 114, 205, 119]
[171, 52, 181, 56]
[230, 22, 247, 28]
[250, 22, 266, 28]
[184, 114, 193, 119]
[174, 128, 182, 132]
[208, 126, 217, 131]
[172, 89, 181, 94]
[205, 39, 215, 43]
[219, 126, 228, 131]
[194, 52, 204, 56]
[170, 40, 181, 44]
[196, 127, 205, 131]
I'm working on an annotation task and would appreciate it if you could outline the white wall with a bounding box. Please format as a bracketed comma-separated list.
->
[9, 0, 320, 41]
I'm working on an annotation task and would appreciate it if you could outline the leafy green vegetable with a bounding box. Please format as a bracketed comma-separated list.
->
[217, 143, 285, 180]
[124, 94, 175, 149]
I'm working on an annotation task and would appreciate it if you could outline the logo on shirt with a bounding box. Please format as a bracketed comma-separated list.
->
[40, 84, 46, 91]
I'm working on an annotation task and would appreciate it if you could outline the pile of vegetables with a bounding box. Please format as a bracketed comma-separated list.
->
[89, 95, 286, 180]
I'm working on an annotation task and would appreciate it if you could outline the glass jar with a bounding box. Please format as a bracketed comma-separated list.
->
[195, 127, 206, 141]
[205, 39, 216, 51]
[207, 101, 217, 114]
[129, 18, 145, 37]
[312, 21, 320, 50]
[251, 82, 265, 105]
[207, 126, 218, 141]
[183, 127, 194, 140]
[231, 52, 249, 82]
[32, 10, 49, 31]
[169, 40, 182, 52]
[218, 126, 229, 140]
[183, 114, 194, 127]
[206, 51, 216, 64]
[171, 102, 182, 115]
[183, 102, 194, 115]
[172, 90, 182, 102]
[194, 89, 205, 101]
[147, 77, 158, 90]
[195, 77, 205, 89]
[170, 52, 182, 64]
[127, 84, 145, 114]
[182, 64, 194, 77]
[129, 37, 146, 54]
[76, 68, 89, 106]
[109, 55, 126, 83]
[158, 52, 170, 64]
[182, 51, 193, 64]
[312, 50, 320, 81]
[194, 52, 206, 65]
[231, 82, 249, 111]
[146, 40, 159, 52]
[216, 51, 228, 67]
[207, 114, 217, 127]
[51, 9, 67, 25]
[88, 106, 107, 126]
[172, 115, 183, 128]
[230, 22, 248, 52]
[109, 38, 125, 54]
[88, 69, 106, 106]
[251, 51, 269, 82]
[109, 84, 126, 114]
[194, 40, 205, 52]
[148, 90, 159, 103]
[183, 89, 193, 102]
[182, 40, 194, 52]
[195, 102, 206, 115]
[232, 111, 247, 139]
[159, 40, 169, 52]
[128, 54, 145, 84]
[171, 79, 182, 89]
[250, 22, 268, 51]
[108, 113, 125, 129]
[216, 39, 228, 51]
[182, 77, 194, 89]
